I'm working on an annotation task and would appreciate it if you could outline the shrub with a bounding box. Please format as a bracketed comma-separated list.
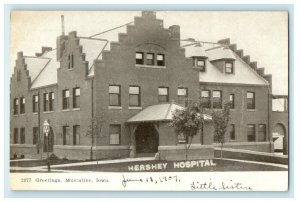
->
[49, 153, 59, 160]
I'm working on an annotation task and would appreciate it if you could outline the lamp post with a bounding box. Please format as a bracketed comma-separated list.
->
[43, 120, 50, 172]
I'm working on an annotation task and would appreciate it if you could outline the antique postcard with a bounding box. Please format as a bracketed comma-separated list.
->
[9, 10, 288, 191]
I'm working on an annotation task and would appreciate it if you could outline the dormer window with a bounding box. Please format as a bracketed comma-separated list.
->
[146, 53, 154, 65]
[136, 52, 144, 65]
[225, 61, 234, 73]
[157, 54, 165, 66]
[196, 58, 206, 72]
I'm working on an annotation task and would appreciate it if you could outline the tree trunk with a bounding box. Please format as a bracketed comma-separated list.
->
[221, 143, 223, 159]
[185, 148, 188, 160]
[90, 134, 94, 160]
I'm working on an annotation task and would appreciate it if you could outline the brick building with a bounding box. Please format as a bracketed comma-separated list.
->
[10, 11, 288, 160]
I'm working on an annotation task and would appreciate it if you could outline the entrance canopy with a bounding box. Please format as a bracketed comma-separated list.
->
[127, 103, 212, 123]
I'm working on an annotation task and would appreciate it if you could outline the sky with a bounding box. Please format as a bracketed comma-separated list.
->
[10, 11, 288, 95]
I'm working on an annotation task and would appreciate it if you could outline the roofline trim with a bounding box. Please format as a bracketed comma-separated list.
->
[199, 81, 269, 87]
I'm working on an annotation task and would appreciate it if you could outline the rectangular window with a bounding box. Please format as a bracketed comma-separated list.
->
[68, 54, 74, 69]
[49, 92, 55, 111]
[129, 86, 141, 107]
[109, 85, 121, 106]
[178, 133, 187, 144]
[158, 87, 169, 103]
[146, 53, 154, 65]
[13, 128, 18, 144]
[258, 124, 267, 141]
[71, 54, 74, 68]
[229, 124, 235, 140]
[43, 93, 49, 112]
[73, 88, 80, 108]
[212, 90, 222, 109]
[229, 94, 235, 109]
[32, 95, 39, 113]
[225, 62, 234, 73]
[135, 52, 144, 65]
[20, 97, 26, 114]
[73, 125, 80, 145]
[201, 90, 211, 108]
[62, 89, 70, 109]
[247, 124, 256, 142]
[68, 55, 71, 69]
[33, 127, 39, 145]
[247, 92, 255, 109]
[17, 70, 21, 81]
[157, 54, 165, 66]
[20, 128, 25, 144]
[196, 59, 206, 72]
[13, 98, 19, 115]
[109, 124, 121, 145]
[177, 87, 188, 106]
[63, 126, 70, 145]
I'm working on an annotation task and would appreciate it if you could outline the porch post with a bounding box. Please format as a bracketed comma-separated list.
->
[129, 124, 138, 158]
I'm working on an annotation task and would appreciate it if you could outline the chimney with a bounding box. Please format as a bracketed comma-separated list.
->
[42, 47, 52, 54]
[61, 15, 65, 35]
[141, 11, 156, 19]
[169, 25, 180, 40]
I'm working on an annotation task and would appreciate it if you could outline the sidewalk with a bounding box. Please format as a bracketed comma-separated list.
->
[10, 157, 156, 172]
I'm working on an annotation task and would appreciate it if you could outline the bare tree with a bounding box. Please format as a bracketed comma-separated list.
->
[212, 102, 231, 159]
[86, 114, 106, 160]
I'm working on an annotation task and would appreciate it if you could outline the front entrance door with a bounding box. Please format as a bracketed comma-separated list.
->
[135, 123, 159, 154]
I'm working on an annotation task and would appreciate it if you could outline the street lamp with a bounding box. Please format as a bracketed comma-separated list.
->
[43, 119, 51, 172]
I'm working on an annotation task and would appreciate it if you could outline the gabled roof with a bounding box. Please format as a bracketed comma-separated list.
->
[30, 49, 59, 89]
[206, 47, 236, 61]
[127, 103, 184, 123]
[24, 56, 50, 82]
[199, 51, 269, 85]
[184, 45, 269, 86]
[185, 45, 207, 58]
[25, 37, 108, 89]
[79, 38, 108, 77]
[127, 103, 211, 123]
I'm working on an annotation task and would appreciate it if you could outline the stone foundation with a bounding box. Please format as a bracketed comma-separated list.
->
[10, 144, 40, 159]
[158, 144, 214, 160]
[213, 141, 274, 153]
[53, 145, 130, 160]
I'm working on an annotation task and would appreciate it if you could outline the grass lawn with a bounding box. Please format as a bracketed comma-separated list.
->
[10, 159, 82, 167]
[57, 159, 287, 172]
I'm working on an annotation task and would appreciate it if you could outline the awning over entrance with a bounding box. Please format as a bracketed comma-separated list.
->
[127, 103, 212, 123]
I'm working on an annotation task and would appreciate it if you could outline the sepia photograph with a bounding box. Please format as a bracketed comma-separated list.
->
[8, 10, 289, 191]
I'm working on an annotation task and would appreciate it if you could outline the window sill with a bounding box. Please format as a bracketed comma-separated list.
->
[229, 109, 236, 111]
[135, 64, 166, 69]
[128, 106, 142, 110]
[32, 112, 38, 115]
[212, 108, 223, 110]
[62, 109, 71, 112]
[108, 106, 122, 110]
[73, 108, 81, 111]
[193, 66, 206, 71]
[44, 110, 54, 113]
[246, 109, 257, 112]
